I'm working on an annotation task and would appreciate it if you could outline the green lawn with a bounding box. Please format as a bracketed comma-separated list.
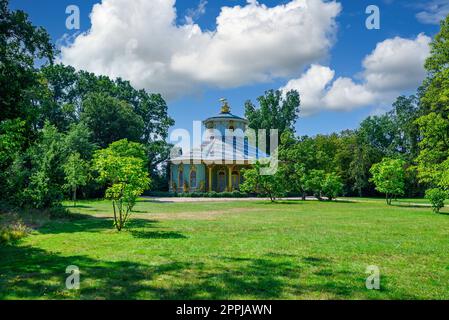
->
[343, 197, 449, 205]
[1, 199, 448, 300]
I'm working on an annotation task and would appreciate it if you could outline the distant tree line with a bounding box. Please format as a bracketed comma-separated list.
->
[242, 16, 449, 210]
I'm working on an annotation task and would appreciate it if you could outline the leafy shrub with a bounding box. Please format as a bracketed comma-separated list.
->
[93, 140, 150, 231]
[0, 222, 29, 245]
[425, 188, 447, 213]
[144, 191, 249, 198]
[231, 191, 246, 198]
[144, 191, 173, 197]
[322, 173, 344, 201]
[370, 158, 406, 205]
[240, 163, 285, 202]
[221, 192, 233, 198]
[48, 205, 70, 218]
[208, 191, 218, 198]
[304, 169, 326, 200]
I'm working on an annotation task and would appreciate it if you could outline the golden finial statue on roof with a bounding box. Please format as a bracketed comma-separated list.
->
[220, 98, 230, 113]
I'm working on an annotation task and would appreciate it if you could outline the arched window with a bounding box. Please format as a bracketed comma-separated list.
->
[190, 170, 197, 189]
[232, 170, 239, 190]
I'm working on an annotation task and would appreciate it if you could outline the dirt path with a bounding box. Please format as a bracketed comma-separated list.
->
[142, 196, 306, 203]
[142, 196, 447, 208]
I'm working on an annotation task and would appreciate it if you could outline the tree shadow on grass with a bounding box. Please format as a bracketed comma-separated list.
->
[391, 203, 430, 209]
[271, 201, 305, 205]
[0, 244, 191, 300]
[333, 200, 361, 204]
[37, 215, 160, 235]
[64, 205, 93, 209]
[138, 199, 176, 204]
[149, 254, 402, 300]
[129, 230, 187, 239]
[147, 255, 303, 299]
[0, 242, 419, 300]
[0, 214, 420, 300]
[258, 201, 304, 206]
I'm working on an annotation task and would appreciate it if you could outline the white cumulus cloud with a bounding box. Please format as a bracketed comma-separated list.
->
[363, 33, 431, 92]
[416, 0, 449, 25]
[281, 34, 431, 116]
[60, 0, 341, 100]
[323, 77, 375, 110]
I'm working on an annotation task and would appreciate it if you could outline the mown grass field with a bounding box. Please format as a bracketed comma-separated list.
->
[0, 198, 448, 300]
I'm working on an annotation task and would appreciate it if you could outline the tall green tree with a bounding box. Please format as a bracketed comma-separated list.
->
[0, 119, 26, 198]
[93, 140, 150, 231]
[22, 123, 67, 208]
[64, 122, 97, 160]
[63, 153, 89, 207]
[245, 89, 300, 153]
[0, 0, 54, 126]
[322, 173, 344, 201]
[370, 158, 406, 205]
[278, 132, 317, 199]
[245, 90, 300, 135]
[416, 15, 449, 187]
[333, 130, 366, 196]
[240, 162, 285, 202]
[304, 169, 326, 200]
[39, 64, 78, 131]
[0, 119, 25, 169]
[389, 95, 420, 160]
[81, 93, 145, 148]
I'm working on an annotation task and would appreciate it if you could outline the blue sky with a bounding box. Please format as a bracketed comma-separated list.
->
[10, 0, 442, 136]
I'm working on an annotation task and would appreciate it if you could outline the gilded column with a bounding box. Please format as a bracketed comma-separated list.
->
[208, 165, 213, 192]
[228, 166, 232, 191]
[169, 164, 173, 191]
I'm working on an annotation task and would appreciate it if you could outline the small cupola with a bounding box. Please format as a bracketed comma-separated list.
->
[203, 99, 248, 137]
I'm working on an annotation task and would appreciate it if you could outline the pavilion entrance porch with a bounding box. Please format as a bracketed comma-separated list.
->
[205, 164, 249, 192]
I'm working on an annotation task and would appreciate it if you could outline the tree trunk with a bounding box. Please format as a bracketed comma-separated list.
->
[386, 193, 392, 205]
[73, 186, 77, 207]
[113, 201, 119, 231]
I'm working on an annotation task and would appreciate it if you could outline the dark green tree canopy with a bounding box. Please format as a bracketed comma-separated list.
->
[81, 93, 145, 148]
[415, 15, 449, 187]
[0, 0, 54, 125]
[424, 16, 449, 75]
[245, 89, 300, 135]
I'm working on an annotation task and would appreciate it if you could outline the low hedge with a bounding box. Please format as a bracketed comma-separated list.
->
[145, 191, 252, 198]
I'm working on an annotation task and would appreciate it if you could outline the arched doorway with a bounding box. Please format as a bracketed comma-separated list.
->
[217, 169, 226, 192]
[190, 169, 197, 190]
[178, 166, 184, 191]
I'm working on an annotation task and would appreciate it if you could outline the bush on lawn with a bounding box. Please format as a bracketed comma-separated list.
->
[425, 188, 447, 213]
[48, 205, 71, 218]
[322, 173, 344, 201]
[0, 220, 29, 245]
